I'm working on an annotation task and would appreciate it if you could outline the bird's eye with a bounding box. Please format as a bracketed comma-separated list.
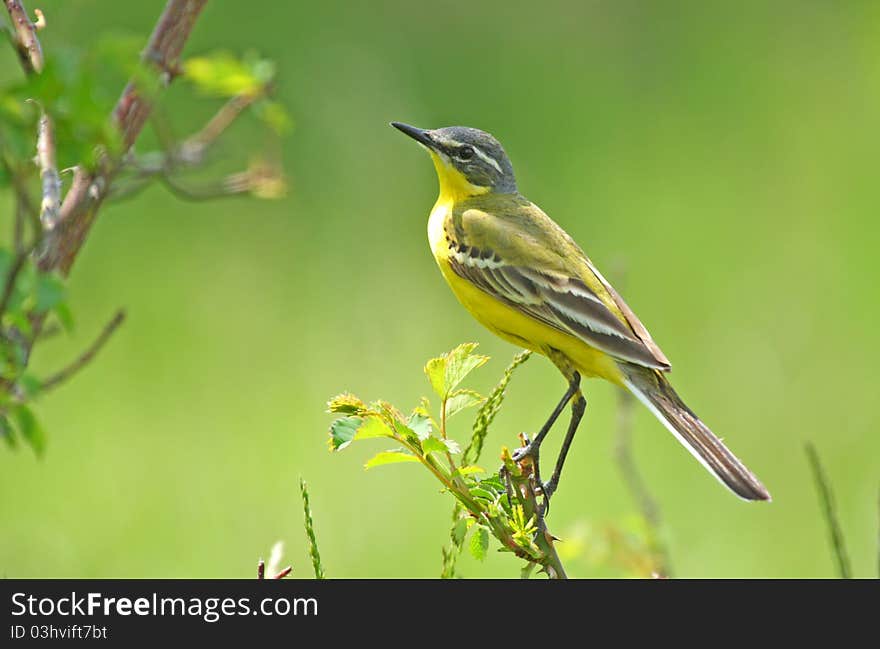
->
[457, 146, 475, 161]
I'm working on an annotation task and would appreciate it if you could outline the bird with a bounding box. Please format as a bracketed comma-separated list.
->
[391, 121, 771, 503]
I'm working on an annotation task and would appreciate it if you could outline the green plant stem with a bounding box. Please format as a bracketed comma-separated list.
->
[805, 442, 851, 579]
[614, 389, 672, 577]
[299, 478, 325, 580]
[440, 398, 459, 472]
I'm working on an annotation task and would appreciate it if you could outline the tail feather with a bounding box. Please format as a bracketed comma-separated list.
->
[621, 365, 771, 502]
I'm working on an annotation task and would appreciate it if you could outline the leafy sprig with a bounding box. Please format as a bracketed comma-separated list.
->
[327, 343, 567, 578]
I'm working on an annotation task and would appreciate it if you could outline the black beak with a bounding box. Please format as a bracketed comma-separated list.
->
[390, 122, 435, 148]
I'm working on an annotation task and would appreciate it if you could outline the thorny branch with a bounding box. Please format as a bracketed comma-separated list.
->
[502, 436, 567, 578]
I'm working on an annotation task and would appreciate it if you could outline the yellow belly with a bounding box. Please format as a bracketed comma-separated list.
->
[432, 250, 624, 386]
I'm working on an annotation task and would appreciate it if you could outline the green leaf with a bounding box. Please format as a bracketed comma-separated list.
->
[444, 389, 484, 419]
[356, 416, 393, 441]
[444, 343, 488, 394]
[391, 419, 420, 446]
[469, 487, 497, 501]
[364, 450, 419, 470]
[0, 249, 12, 277]
[328, 416, 361, 451]
[11, 405, 46, 457]
[18, 374, 42, 399]
[424, 355, 447, 398]
[0, 415, 15, 450]
[34, 274, 66, 314]
[52, 302, 75, 332]
[327, 393, 366, 415]
[452, 517, 470, 544]
[5, 311, 32, 339]
[478, 475, 507, 492]
[328, 415, 392, 451]
[183, 51, 274, 98]
[421, 436, 448, 455]
[424, 343, 488, 399]
[254, 99, 293, 136]
[456, 465, 484, 476]
[407, 412, 433, 441]
[469, 526, 489, 561]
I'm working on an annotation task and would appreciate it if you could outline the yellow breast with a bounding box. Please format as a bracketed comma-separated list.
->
[428, 200, 450, 257]
[426, 201, 623, 385]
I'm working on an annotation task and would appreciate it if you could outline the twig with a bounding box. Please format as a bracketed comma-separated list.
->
[443, 350, 531, 579]
[35, 322, 61, 341]
[4, 0, 43, 74]
[37, 0, 209, 275]
[127, 92, 257, 177]
[1, 153, 41, 239]
[805, 442, 852, 579]
[256, 557, 291, 580]
[0, 247, 30, 322]
[183, 93, 257, 159]
[273, 566, 292, 579]
[504, 439, 567, 578]
[35, 109, 61, 230]
[299, 478, 325, 579]
[614, 388, 673, 577]
[159, 174, 256, 202]
[40, 310, 126, 392]
[14, 196, 26, 254]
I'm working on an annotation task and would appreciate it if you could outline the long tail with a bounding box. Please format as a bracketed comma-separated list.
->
[621, 364, 771, 502]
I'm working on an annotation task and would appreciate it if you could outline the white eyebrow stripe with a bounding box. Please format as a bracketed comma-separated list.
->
[437, 137, 503, 173]
[471, 145, 503, 173]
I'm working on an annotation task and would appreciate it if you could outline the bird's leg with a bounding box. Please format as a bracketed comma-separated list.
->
[541, 394, 586, 502]
[512, 371, 581, 471]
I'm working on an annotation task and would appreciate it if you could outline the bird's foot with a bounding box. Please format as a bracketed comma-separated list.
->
[511, 442, 536, 463]
[537, 478, 559, 516]
[511, 432, 539, 464]
[540, 478, 558, 500]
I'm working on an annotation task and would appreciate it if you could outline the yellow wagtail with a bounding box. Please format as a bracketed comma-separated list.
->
[391, 122, 770, 503]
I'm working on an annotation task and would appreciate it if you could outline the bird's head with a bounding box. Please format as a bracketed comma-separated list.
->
[391, 122, 517, 200]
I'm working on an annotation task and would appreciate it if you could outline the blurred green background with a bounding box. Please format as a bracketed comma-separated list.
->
[2, 0, 879, 578]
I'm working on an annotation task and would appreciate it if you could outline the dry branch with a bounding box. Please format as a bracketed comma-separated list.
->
[4, 0, 43, 73]
[35, 109, 60, 230]
[40, 310, 126, 393]
[37, 0, 209, 275]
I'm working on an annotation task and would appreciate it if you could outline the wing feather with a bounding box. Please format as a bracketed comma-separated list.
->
[447, 247, 670, 369]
